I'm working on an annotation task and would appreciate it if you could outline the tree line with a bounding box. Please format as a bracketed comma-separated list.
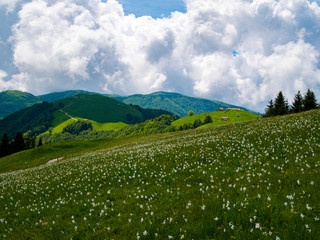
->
[0, 132, 42, 158]
[264, 89, 318, 117]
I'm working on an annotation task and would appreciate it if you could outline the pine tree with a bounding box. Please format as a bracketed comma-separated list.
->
[13, 132, 25, 153]
[264, 100, 275, 117]
[0, 133, 10, 157]
[292, 91, 303, 113]
[274, 91, 288, 115]
[37, 138, 43, 147]
[303, 89, 317, 111]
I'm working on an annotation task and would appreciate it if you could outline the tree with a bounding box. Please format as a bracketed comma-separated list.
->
[303, 89, 317, 111]
[24, 131, 36, 149]
[37, 138, 43, 147]
[204, 115, 213, 124]
[264, 100, 276, 117]
[274, 91, 288, 116]
[13, 132, 25, 153]
[62, 120, 93, 135]
[192, 119, 202, 128]
[0, 133, 10, 157]
[188, 110, 195, 116]
[291, 91, 303, 113]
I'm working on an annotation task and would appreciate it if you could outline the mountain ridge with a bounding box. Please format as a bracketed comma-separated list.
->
[0, 90, 260, 119]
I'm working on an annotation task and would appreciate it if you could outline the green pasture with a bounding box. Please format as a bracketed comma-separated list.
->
[0, 110, 319, 239]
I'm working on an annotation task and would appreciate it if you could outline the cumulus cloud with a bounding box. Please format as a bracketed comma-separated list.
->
[3, 0, 320, 111]
[0, 0, 25, 13]
[0, 70, 28, 91]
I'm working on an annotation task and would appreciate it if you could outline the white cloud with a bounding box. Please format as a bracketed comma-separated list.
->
[0, 0, 24, 13]
[0, 70, 28, 91]
[3, 0, 320, 111]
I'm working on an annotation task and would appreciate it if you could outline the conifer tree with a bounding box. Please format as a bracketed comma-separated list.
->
[274, 91, 288, 115]
[0, 133, 10, 157]
[264, 100, 275, 117]
[292, 91, 303, 113]
[37, 138, 43, 147]
[303, 89, 317, 111]
[13, 132, 25, 153]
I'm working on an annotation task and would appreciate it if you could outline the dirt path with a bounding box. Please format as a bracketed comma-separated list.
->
[60, 110, 78, 121]
[46, 157, 64, 165]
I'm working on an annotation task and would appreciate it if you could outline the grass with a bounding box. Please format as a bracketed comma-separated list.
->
[0, 110, 319, 239]
[91, 121, 127, 131]
[51, 110, 69, 128]
[0, 135, 138, 174]
[172, 110, 260, 127]
[42, 118, 128, 136]
[54, 94, 143, 123]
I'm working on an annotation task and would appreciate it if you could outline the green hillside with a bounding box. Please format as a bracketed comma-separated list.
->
[0, 90, 40, 118]
[0, 94, 169, 139]
[172, 109, 260, 128]
[44, 118, 127, 135]
[38, 90, 99, 102]
[0, 110, 319, 239]
[54, 94, 144, 124]
[113, 91, 260, 117]
[0, 102, 57, 139]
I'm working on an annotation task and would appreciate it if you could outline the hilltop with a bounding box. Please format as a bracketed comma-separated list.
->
[0, 90, 40, 118]
[53, 94, 144, 124]
[0, 110, 319, 239]
[38, 90, 99, 102]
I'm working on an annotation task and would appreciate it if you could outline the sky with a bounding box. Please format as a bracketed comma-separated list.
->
[0, 0, 320, 112]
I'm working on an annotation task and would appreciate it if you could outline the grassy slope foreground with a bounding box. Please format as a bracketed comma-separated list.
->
[0, 110, 320, 239]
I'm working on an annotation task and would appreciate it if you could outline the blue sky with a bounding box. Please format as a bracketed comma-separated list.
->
[112, 0, 186, 18]
[1, 0, 320, 112]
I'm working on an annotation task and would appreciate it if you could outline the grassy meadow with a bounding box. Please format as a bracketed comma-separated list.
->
[172, 110, 260, 128]
[0, 110, 320, 239]
[45, 118, 128, 135]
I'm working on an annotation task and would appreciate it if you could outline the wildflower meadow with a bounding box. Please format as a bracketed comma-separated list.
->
[1, 110, 319, 239]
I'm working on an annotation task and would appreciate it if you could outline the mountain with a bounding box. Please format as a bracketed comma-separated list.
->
[0, 94, 170, 139]
[0, 90, 260, 119]
[0, 90, 41, 119]
[36, 90, 260, 116]
[38, 90, 99, 102]
[111, 91, 259, 117]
